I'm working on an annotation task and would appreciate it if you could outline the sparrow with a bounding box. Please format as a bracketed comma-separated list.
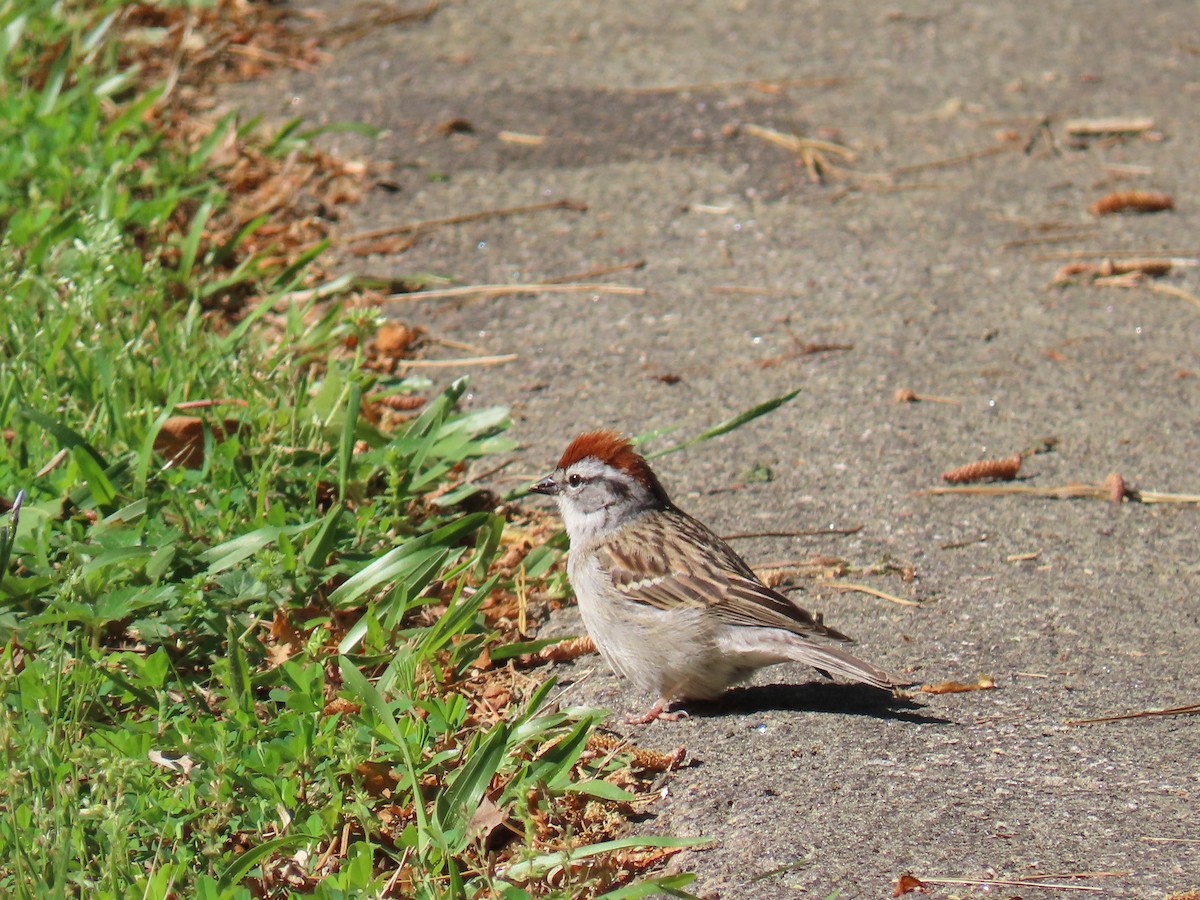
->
[531, 430, 898, 723]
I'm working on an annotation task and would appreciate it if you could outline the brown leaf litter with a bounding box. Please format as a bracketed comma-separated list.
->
[920, 675, 997, 695]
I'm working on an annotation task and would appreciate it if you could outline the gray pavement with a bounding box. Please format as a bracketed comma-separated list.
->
[229, 2, 1199, 895]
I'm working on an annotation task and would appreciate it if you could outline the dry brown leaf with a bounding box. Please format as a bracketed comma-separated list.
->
[375, 322, 419, 355]
[921, 675, 997, 694]
[148, 749, 196, 775]
[154, 415, 244, 467]
[322, 697, 361, 716]
[434, 117, 475, 136]
[893, 872, 930, 895]
[466, 795, 511, 848]
[371, 393, 426, 412]
[355, 761, 399, 797]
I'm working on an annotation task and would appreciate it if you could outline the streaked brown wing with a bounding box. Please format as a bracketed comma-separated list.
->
[597, 509, 848, 641]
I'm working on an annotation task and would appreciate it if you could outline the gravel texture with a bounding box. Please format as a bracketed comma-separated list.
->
[228, 2, 1200, 895]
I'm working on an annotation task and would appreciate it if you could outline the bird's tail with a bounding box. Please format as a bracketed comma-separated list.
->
[720, 628, 900, 690]
[791, 641, 898, 690]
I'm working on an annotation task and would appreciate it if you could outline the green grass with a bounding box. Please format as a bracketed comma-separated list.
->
[0, 2, 704, 897]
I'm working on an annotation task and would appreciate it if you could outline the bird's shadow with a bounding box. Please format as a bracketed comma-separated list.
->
[682, 681, 953, 725]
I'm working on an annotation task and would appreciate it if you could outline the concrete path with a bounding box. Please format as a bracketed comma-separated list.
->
[230, 2, 1199, 895]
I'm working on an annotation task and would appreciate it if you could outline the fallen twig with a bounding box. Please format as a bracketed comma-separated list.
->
[824, 582, 921, 607]
[341, 198, 586, 244]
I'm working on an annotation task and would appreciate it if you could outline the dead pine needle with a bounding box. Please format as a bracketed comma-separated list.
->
[620, 75, 852, 95]
[1149, 282, 1200, 314]
[894, 387, 959, 404]
[1067, 701, 1200, 726]
[341, 198, 587, 244]
[892, 142, 1016, 176]
[913, 875, 1104, 892]
[396, 353, 519, 368]
[1052, 258, 1172, 285]
[743, 123, 859, 183]
[537, 259, 646, 284]
[174, 398, 250, 410]
[1036, 247, 1200, 260]
[388, 282, 646, 301]
[924, 479, 1200, 505]
[1065, 116, 1155, 136]
[723, 526, 864, 540]
[941, 454, 1022, 484]
[825, 581, 921, 607]
[1004, 229, 1102, 250]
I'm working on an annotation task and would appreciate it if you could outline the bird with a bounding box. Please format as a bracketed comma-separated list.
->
[530, 429, 899, 723]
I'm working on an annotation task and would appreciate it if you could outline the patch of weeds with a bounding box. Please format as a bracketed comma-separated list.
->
[0, 2, 704, 897]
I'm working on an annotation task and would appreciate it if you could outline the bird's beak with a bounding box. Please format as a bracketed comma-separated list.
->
[529, 475, 560, 496]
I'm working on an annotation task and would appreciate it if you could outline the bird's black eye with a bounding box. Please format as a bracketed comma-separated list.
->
[567, 473, 583, 488]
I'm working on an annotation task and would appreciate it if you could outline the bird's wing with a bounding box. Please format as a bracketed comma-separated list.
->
[596, 509, 850, 642]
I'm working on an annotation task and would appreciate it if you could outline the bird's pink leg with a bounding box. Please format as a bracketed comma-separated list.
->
[625, 697, 688, 724]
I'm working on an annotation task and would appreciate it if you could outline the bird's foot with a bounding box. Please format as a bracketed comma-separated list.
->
[625, 698, 688, 724]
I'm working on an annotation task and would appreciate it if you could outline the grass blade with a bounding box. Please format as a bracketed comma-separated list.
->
[647, 388, 801, 459]
[499, 835, 708, 881]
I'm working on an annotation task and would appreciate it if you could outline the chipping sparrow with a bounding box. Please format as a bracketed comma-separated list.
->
[531, 430, 898, 723]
